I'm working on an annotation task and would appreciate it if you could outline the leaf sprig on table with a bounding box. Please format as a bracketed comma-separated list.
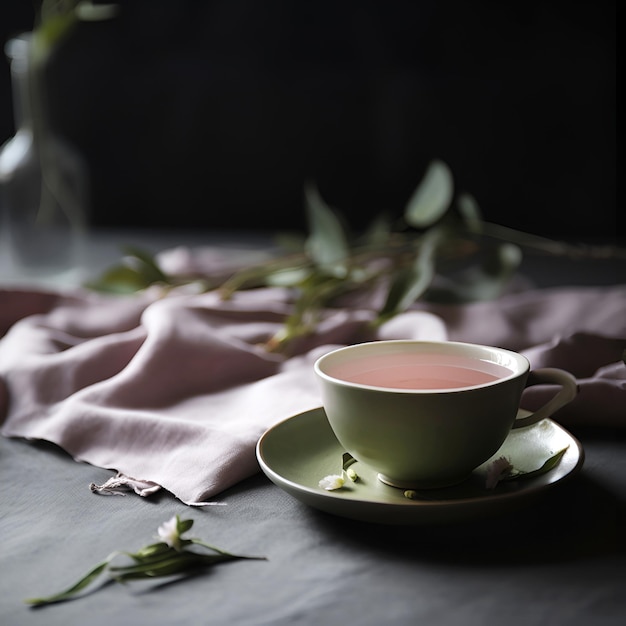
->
[87, 160, 624, 353]
[25, 515, 265, 607]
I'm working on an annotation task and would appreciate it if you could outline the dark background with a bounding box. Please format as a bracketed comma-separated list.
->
[0, 1, 618, 242]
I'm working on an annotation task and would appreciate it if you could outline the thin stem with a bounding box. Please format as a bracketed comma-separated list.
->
[477, 221, 626, 260]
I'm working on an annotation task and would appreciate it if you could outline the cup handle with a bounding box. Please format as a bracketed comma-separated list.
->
[512, 367, 579, 429]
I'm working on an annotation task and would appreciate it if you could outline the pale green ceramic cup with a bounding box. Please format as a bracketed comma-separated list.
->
[314, 340, 578, 489]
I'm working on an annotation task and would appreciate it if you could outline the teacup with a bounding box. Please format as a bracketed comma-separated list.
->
[314, 340, 578, 489]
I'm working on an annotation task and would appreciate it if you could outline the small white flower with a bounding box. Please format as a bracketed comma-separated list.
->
[485, 456, 514, 489]
[319, 474, 346, 491]
[157, 515, 182, 551]
[346, 468, 358, 482]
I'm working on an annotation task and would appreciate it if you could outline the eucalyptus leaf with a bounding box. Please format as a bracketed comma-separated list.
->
[85, 246, 171, 293]
[482, 242, 522, 277]
[377, 230, 440, 321]
[121, 246, 169, 283]
[304, 182, 349, 269]
[457, 192, 483, 232]
[84, 264, 154, 294]
[404, 160, 454, 229]
[264, 267, 312, 287]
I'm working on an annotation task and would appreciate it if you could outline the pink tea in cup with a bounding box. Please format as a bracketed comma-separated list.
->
[326, 352, 513, 390]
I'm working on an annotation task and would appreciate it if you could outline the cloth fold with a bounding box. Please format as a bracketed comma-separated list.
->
[1, 276, 624, 505]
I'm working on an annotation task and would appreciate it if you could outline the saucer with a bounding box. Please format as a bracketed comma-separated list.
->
[256, 407, 584, 525]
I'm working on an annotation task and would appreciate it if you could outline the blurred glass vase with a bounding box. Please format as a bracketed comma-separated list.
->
[0, 34, 88, 284]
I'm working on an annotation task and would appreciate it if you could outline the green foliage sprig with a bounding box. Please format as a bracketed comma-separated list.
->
[25, 515, 265, 607]
[87, 160, 624, 353]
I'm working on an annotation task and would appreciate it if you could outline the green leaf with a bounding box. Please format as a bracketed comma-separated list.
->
[177, 517, 194, 535]
[457, 192, 483, 232]
[120, 246, 169, 283]
[264, 267, 312, 287]
[84, 264, 155, 294]
[127, 547, 181, 567]
[84, 246, 169, 294]
[131, 542, 172, 560]
[502, 446, 569, 482]
[404, 160, 454, 229]
[25, 556, 114, 606]
[304, 182, 350, 269]
[377, 230, 440, 321]
[482, 242, 522, 277]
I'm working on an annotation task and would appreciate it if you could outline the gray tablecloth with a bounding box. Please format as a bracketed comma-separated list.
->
[2, 427, 625, 626]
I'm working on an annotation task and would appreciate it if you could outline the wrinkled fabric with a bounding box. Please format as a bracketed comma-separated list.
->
[0, 276, 624, 505]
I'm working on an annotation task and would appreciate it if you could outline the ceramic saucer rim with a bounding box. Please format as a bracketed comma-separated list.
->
[256, 407, 585, 524]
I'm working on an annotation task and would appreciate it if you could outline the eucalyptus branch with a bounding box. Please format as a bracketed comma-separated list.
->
[87, 160, 624, 353]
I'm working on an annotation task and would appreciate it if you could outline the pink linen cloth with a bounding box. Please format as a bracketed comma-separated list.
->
[0, 263, 624, 505]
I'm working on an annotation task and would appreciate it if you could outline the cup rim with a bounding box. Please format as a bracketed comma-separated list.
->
[314, 339, 530, 393]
